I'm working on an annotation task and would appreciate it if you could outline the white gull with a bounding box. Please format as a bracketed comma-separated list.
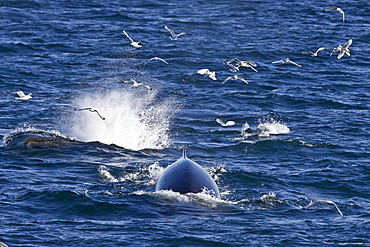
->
[11, 91, 33, 100]
[164, 26, 187, 40]
[222, 75, 248, 84]
[74, 108, 106, 120]
[122, 79, 152, 90]
[330, 39, 352, 59]
[122, 30, 143, 48]
[215, 118, 236, 127]
[272, 58, 302, 67]
[301, 47, 326, 57]
[197, 69, 216, 80]
[302, 198, 343, 216]
[224, 58, 258, 72]
[144, 57, 169, 65]
[324, 6, 345, 22]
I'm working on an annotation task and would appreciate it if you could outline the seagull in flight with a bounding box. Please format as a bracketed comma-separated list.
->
[144, 57, 169, 65]
[222, 75, 248, 84]
[215, 118, 236, 127]
[197, 68, 217, 80]
[302, 199, 343, 216]
[10, 91, 34, 100]
[330, 45, 342, 56]
[122, 79, 152, 90]
[122, 30, 143, 48]
[301, 47, 326, 57]
[164, 26, 187, 40]
[272, 58, 302, 67]
[224, 58, 258, 72]
[74, 108, 106, 120]
[324, 6, 345, 22]
[330, 39, 352, 59]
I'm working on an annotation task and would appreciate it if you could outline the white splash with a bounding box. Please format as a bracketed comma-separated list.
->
[260, 191, 278, 201]
[98, 165, 119, 182]
[205, 165, 227, 183]
[151, 190, 226, 207]
[69, 89, 178, 151]
[147, 161, 165, 181]
[257, 121, 290, 137]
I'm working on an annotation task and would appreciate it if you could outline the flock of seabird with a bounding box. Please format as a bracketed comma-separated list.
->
[6, 6, 352, 132]
[119, 6, 352, 94]
[1, 5, 349, 216]
[198, 34, 352, 85]
[89, 24, 352, 121]
[195, 6, 351, 89]
[124, 7, 349, 216]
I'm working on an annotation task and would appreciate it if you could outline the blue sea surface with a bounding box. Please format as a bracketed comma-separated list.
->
[1, 0, 369, 246]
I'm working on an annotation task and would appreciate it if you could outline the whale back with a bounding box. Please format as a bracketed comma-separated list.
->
[156, 150, 220, 198]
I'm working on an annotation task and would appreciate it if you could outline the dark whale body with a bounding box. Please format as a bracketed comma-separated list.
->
[23, 136, 80, 149]
[156, 150, 220, 198]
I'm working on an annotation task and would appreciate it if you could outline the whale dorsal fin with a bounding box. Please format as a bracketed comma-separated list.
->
[182, 147, 187, 159]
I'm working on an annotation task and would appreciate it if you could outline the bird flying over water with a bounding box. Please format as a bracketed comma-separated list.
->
[330, 45, 342, 56]
[337, 39, 352, 59]
[144, 57, 169, 65]
[215, 118, 236, 127]
[122, 30, 143, 48]
[224, 58, 258, 72]
[197, 68, 217, 80]
[164, 26, 187, 40]
[222, 75, 248, 84]
[301, 47, 326, 57]
[74, 108, 106, 120]
[302, 198, 343, 216]
[122, 79, 152, 90]
[330, 39, 352, 59]
[10, 91, 33, 100]
[324, 6, 345, 22]
[272, 58, 302, 67]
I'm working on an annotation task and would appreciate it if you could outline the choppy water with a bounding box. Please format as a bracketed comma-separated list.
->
[1, 0, 369, 246]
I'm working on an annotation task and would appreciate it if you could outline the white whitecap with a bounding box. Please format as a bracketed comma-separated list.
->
[257, 122, 290, 135]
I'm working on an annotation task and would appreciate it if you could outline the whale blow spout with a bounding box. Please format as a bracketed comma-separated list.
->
[155, 149, 220, 198]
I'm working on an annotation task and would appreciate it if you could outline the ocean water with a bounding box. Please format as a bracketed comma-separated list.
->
[1, 0, 369, 246]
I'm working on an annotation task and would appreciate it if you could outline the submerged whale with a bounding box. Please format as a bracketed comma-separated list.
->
[23, 136, 79, 149]
[155, 150, 220, 198]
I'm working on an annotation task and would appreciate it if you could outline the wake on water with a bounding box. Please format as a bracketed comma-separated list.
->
[98, 162, 343, 215]
[98, 161, 229, 207]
